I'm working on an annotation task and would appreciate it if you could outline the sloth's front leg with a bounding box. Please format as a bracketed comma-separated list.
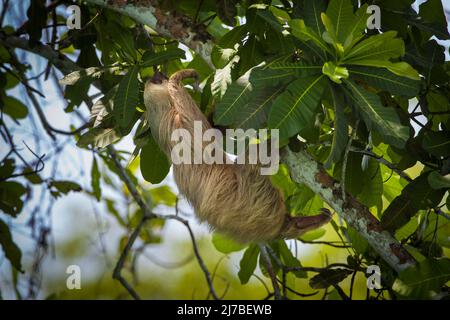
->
[281, 208, 333, 239]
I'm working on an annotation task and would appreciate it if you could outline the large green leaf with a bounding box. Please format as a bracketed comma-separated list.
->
[325, 0, 354, 44]
[238, 244, 259, 284]
[213, 75, 252, 126]
[113, 65, 140, 128]
[91, 157, 101, 201]
[289, 19, 333, 57]
[343, 4, 369, 51]
[268, 75, 326, 140]
[344, 31, 404, 62]
[214, 61, 320, 127]
[348, 66, 420, 98]
[422, 131, 450, 157]
[212, 233, 246, 254]
[324, 87, 348, 168]
[0, 181, 26, 217]
[250, 61, 322, 87]
[427, 171, 450, 189]
[343, 79, 410, 149]
[140, 135, 170, 184]
[346, 59, 420, 80]
[140, 48, 186, 67]
[0, 219, 22, 272]
[2, 96, 28, 120]
[303, 0, 327, 42]
[381, 173, 445, 232]
[232, 86, 283, 129]
[77, 127, 121, 149]
[394, 258, 450, 298]
[309, 268, 353, 289]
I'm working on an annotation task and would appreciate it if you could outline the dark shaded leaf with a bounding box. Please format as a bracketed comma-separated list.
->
[238, 244, 259, 284]
[0, 219, 22, 272]
[140, 136, 170, 184]
[113, 65, 140, 128]
[309, 268, 352, 289]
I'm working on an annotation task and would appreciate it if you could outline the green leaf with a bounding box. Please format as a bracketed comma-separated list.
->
[422, 131, 450, 157]
[299, 228, 326, 241]
[344, 31, 404, 62]
[0, 159, 15, 180]
[276, 241, 307, 278]
[108, 22, 136, 61]
[2, 96, 28, 119]
[213, 59, 315, 128]
[303, 0, 326, 39]
[149, 185, 177, 207]
[91, 157, 101, 201]
[418, 0, 449, 40]
[77, 127, 121, 149]
[140, 48, 186, 67]
[322, 61, 349, 83]
[0, 181, 26, 217]
[49, 180, 82, 196]
[0, 219, 22, 272]
[250, 61, 322, 87]
[23, 167, 42, 184]
[113, 65, 140, 128]
[214, 74, 252, 126]
[324, 86, 348, 168]
[268, 75, 326, 140]
[325, 0, 355, 44]
[212, 233, 246, 254]
[394, 258, 450, 298]
[427, 171, 450, 189]
[140, 135, 170, 184]
[348, 66, 420, 98]
[381, 173, 445, 232]
[346, 59, 420, 80]
[343, 4, 369, 51]
[321, 13, 343, 55]
[26, 0, 46, 46]
[211, 46, 237, 69]
[218, 25, 248, 48]
[343, 79, 410, 149]
[347, 226, 368, 254]
[238, 244, 259, 284]
[309, 268, 353, 289]
[289, 19, 333, 57]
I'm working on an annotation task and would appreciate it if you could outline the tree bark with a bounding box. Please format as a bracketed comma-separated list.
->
[282, 148, 415, 272]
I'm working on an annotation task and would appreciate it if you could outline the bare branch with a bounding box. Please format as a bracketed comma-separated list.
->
[258, 244, 282, 300]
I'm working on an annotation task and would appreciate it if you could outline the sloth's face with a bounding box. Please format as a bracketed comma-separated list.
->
[144, 80, 171, 112]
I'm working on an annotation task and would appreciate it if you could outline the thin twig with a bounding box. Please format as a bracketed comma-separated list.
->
[258, 244, 282, 300]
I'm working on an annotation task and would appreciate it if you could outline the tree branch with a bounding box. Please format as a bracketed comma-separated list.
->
[282, 148, 416, 272]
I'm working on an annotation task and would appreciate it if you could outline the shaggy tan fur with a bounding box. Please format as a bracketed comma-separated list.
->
[144, 69, 332, 243]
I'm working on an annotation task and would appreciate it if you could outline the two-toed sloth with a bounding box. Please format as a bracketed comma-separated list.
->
[144, 69, 332, 243]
